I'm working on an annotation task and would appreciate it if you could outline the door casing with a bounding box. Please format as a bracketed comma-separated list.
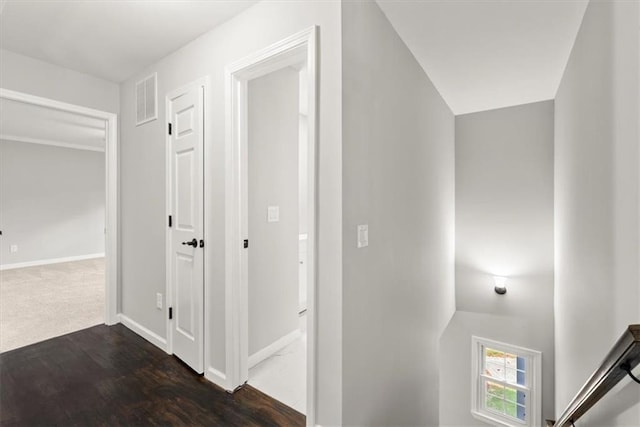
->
[224, 27, 318, 425]
[0, 88, 119, 325]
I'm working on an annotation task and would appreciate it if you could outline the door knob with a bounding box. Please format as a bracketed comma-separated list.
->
[182, 238, 198, 247]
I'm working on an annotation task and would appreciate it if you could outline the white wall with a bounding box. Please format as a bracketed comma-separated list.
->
[298, 66, 309, 237]
[0, 140, 105, 266]
[554, 0, 640, 424]
[341, 1, 455, 424]
[441, 101, 555, 425]
[248, 67, 300, 356]
[118, 1, 342, 423]
[298, 66, 309, 311]
[0, 49, 119, 114]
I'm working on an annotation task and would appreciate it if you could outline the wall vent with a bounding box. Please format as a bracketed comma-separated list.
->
[136, 72, 157, 126]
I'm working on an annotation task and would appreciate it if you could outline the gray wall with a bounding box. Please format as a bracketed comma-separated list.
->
[0, 140, 105, 265]
[342, 1, 455, 425]
[0, 49, 119, 114]
[554, 0, 640, 424]
[248, 67, 299, 355]
[441, 101, 555, 425]
[119, 2, 343, 423]
[441, 311, 553, 425]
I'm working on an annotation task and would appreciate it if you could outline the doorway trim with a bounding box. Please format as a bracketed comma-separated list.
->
[164, 76, 210, 365]
[224, 26, 318, 424]
[0, 88, 119, 325]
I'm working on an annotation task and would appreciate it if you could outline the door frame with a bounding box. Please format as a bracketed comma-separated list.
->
[0, 88, 119, 325]
[164, 76, 210, 363]
[224, 26, 318, 424]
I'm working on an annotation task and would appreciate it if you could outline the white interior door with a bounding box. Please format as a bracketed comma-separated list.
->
[168, 84, 204, 373]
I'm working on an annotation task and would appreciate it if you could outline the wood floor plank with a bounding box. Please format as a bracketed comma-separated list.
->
[0, 324, 305, 426]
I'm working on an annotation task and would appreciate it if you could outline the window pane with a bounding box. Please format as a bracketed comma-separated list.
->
[505, 353, 517, 369]
[517, 369, 526, 386]
[517, 404, 527, 421]
[485, 362, 505, 380]
[486, 395, 505, 414]
[504, 386, 518, 403]
[506, 368, 518, 384]
[486, 381, 505, 399]
[486, 347, 506, 360]
[517, 356, 526, 371]
[486, 347, 505, 370]
[505, 400, 517, 418]
[517, 390, 526, 405]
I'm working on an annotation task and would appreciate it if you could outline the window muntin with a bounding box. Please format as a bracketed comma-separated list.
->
[472, 337, 541, 427]
[482, 347, 528, 423]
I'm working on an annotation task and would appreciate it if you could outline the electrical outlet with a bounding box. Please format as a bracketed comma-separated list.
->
[156, 293, 163, 309]
[10, 245, 18, 253]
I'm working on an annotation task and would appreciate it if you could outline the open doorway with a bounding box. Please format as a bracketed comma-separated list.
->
[224, 27, 317, 423]
[244, 63, 308, 413]
[0, 89, 118, 352]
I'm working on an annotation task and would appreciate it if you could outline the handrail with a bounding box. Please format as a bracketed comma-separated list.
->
[547, 325, 640, 427]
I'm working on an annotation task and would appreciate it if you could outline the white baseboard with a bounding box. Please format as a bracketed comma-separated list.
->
[0, 252, 105, 271]
[248, 329, 301, 368]
[118, 314, 168, 353]
[205, 366, 228, 390]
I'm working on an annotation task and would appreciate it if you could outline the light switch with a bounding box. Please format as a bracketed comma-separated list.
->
[357, 224, 368, 248]
[268, 206, 280, 222]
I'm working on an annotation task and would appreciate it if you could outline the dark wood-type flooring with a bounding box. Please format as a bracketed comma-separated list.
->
[0, 324, 304, 426]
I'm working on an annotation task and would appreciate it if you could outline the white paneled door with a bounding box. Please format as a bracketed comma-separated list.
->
[168, 83, 204, 373]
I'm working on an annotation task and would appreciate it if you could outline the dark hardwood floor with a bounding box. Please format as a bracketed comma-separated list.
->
[0, 324, 304, 426]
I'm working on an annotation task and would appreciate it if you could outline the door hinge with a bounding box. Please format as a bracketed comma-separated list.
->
[169, 307, 173, 320]
[168, 215, 172, 227]
[243, 239, 249, 249]
[168, 123, 172, 135]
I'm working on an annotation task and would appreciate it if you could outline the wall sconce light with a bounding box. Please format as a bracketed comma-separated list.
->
[493, 276, 507, 295]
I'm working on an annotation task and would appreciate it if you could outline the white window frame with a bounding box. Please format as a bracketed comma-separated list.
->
[471, 336, 542, 427]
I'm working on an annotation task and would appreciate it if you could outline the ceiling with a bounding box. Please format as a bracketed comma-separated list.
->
[1, 0, 588, 114]
[377, 0, 588, 115]
[0, 0, 258, 83]
[0, 98, 106, 151]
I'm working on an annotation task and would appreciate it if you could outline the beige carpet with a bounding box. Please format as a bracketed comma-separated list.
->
[0, 258, 105, 352]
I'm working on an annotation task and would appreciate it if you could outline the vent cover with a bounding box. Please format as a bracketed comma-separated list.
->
[136, 73, 157, 126]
